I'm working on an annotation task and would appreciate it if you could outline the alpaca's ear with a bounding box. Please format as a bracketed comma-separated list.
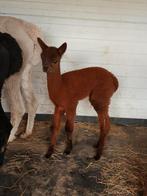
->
[58, 42, 67, 56]
[37, 37, 48, 50]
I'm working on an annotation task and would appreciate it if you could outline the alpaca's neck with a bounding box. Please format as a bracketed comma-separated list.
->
[47, 64, 63, 102]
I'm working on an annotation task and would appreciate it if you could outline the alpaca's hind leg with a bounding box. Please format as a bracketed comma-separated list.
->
[5, 74, 25, 142]
[64, 104, 77, 155]
[20, 69, 38, 138]
[45, 106, 64, 158]
[90, 97, 110, 160]
[95, 109, 110, 160]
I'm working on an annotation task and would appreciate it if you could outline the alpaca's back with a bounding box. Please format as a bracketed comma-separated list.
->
[62, 67, 118, 100]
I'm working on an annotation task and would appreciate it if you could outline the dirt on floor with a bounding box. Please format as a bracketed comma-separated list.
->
[0, 120, 147, 196]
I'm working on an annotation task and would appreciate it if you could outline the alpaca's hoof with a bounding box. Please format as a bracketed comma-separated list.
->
[63, 148, 71, 155]
[64, 141, 72, 155]
[94, 153, 101, 160]
[20, 132, 31, 139]
[45, 146, 54, 158]
[8, 134, 16, 143]
[45, 153, 52, 158]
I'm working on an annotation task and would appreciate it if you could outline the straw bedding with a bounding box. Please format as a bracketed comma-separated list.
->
[0, 120, 146, 196]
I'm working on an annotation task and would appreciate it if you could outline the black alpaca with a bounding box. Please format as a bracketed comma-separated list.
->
[0, 32, 22, 165]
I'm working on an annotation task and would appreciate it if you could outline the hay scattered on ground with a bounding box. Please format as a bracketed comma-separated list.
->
[87, 146, 147, 196]
[74, 122, 147, 196]
[0, 120, 146, 196]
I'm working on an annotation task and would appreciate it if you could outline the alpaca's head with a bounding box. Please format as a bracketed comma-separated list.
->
[37, 38, 67, 73]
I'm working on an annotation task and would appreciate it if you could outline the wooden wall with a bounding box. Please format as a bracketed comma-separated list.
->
[0, 0, 147, 119]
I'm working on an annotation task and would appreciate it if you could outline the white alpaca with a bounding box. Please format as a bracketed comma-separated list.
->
[0, 16, 43, 142]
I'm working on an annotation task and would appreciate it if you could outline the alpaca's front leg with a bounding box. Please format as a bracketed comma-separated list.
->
[64, 104, 77, 155]
[64, 118, 74, 155]
[45, 106, 64, 158]
[8, 112, 24, 142]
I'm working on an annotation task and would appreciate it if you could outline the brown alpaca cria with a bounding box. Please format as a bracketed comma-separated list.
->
[38, 38, 119, 160]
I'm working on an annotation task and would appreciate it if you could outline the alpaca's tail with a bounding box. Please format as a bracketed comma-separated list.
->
[111, 73, 119, 92]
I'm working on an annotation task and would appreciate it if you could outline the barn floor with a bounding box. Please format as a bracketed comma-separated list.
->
[0, 120, 147, 196]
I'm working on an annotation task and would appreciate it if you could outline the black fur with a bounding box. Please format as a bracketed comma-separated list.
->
[0, 32, 23, 165]
[0, 32, 23, 78]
